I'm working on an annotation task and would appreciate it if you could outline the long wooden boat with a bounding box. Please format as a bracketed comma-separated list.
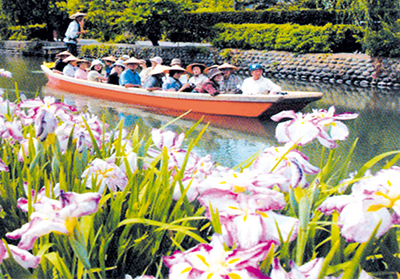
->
[41, 65, 323, 118]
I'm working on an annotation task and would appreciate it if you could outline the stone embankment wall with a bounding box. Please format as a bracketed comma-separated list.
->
[1, 40, 400, 88]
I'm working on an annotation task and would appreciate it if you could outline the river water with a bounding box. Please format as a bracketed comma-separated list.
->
[1, 54, 399, 171]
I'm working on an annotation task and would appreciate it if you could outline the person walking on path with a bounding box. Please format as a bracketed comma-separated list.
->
[64, 12, 87, 56]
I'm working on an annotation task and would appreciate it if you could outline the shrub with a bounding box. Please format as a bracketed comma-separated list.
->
[212, 22, 363, 53]
[7, 24, 48, 41]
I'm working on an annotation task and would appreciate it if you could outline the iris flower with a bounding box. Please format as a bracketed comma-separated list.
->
[0, 158, 9, 172]
[6, 191, 101, 250]
[271, 107, 358, 148]
[0, 240, 40, 269]
[251, 144, 319, 191]
[163, 234, 273, 279]
[318, 166, 400, 243]
[146, 128, 188, 171]
[0, 69, 12, 78]
[199, 189, 298, 248]
[81, 158, 128, 194]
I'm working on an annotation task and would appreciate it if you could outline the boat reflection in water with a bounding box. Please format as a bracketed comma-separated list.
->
[42, 86, 279, 167]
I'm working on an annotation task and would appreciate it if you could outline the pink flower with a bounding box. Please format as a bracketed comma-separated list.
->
[271, 110, 321, 146]
[318, 167, 400, 243]
[6, 191, 101, 250]
[173, 154, 216, 202]
[163, 234, 272, 279]
[0, 158, 9, 172]
[55, 113, 107, 153]
[251, 144, 319, 191]
[271, 107, 358, 148]
[199, 189, 298, 248]
[0, 69, 12, 78]
[0, 240, 40, 269]
[146, 129, 188, 170]
[81, 158, 128, 194]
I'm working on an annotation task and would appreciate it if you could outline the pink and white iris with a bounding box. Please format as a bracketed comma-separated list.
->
[0, 69, 12, 78]
[81, 158, 128, 194]
[17, 96, 76, 141]
[318, 166, 400, 243]
[251, 144, 319, 191]
[199, 188, 299, 248]
[0, 240, 41, 269]
[6, 190, 101, 250]
[271, 106, 358, 148]
[146, 129, 188, 171]
[163, 234, 273, 279]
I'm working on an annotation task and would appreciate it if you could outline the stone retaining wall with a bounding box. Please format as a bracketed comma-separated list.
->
[1, 40, 400, 88]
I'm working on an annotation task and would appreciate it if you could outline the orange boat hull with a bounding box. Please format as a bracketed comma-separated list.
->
[42, 65, 323, 118]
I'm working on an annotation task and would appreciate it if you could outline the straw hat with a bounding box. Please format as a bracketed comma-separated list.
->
[120, 55, 130, 61]
[123, 57, 142, 65]
[186, 63, 207, 74]
[150, 56, 163, 65]
[170, 58, 182, 66]
[210, 70, 224, 80]
[204, 65, 219, 74]
[56, 51, 72, 57]
[149, 65, 169, 76]
[69, 12, 87, 20]
[163, 64, 187, 74]
[218, 63, 239, 72]
[77, 58, 91, 66]
[102, 56, 117, 63]
[63, 55, 79, 63]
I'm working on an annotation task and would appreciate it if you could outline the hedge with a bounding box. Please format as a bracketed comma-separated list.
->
[169, 9, 354, 42]
[211, 23, 363, 53]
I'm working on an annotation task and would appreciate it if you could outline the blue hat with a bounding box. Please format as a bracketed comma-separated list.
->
[249, 63, 262, 71]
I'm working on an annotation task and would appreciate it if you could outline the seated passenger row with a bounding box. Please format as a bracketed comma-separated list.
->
[53, 51, 282, 96]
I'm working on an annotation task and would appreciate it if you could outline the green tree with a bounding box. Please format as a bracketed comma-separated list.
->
[122, 0, 193, 46]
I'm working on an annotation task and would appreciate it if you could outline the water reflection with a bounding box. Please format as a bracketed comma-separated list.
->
[1, 55, 399, 169]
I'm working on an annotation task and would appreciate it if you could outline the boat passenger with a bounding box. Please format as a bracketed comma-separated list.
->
[143, 65, 169, 91]
[107, 60, 125, 85]
[170, 58, 189, 84]
[53, 51, 72, 73]
[88, 59, 108, 82]
[102, 56, 117, 77]
[74, 59, 91, 80]
[187, 63, 208, 87]
[120, 57, 142, 88]
[195, 70, 224, 97]
[64, 12, 87, 56]
[204, 65, 220, 76]
[242, 63, 282, 95]
[139, 59, 152, 83]
[218, 63, 243, 94]
[162, 65, 192, 92]
[62, 55, 79, 77]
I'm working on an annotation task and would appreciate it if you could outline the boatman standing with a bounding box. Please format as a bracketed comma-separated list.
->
[241, 63, 282, 95]
[64, 12, 87, 56]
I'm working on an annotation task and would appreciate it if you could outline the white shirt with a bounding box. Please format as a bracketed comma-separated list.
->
[188, 74, 207, 86]
[241, 76, 282, 95]
[64, 21, 79, 44]
[63, 64, 76, 77]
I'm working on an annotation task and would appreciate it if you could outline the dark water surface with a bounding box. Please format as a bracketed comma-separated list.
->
[1, 54, 399, 171]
